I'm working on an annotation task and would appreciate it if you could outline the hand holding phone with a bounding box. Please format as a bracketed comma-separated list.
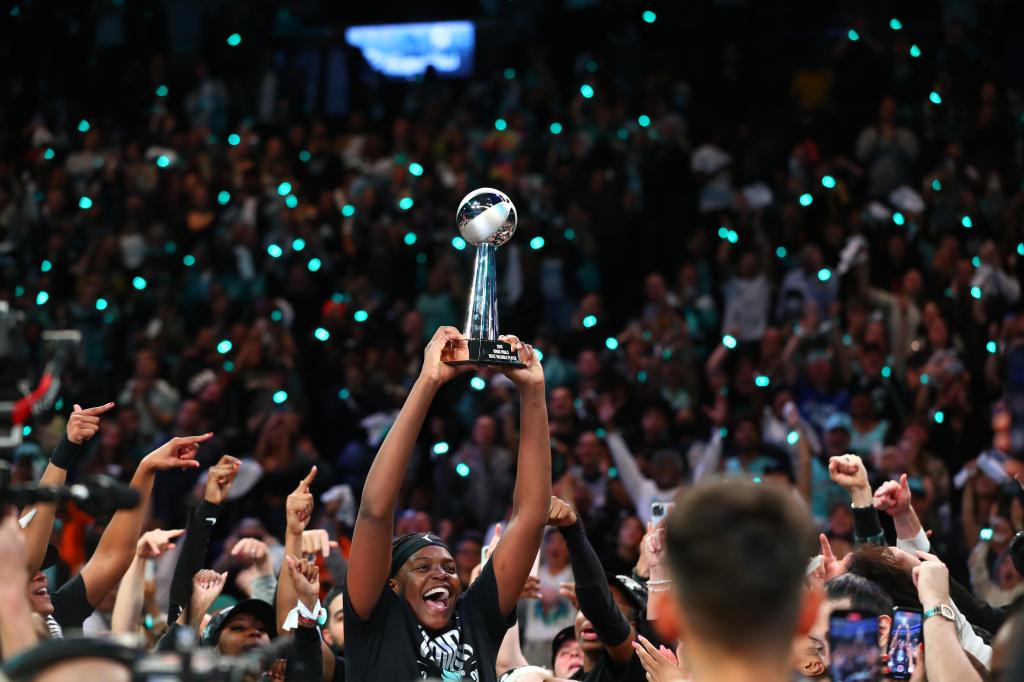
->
[885, 607, 922, 680]
[828, 609, 881, 682]
[651, 502, 675, 526]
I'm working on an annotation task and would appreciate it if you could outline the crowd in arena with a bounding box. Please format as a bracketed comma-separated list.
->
[1, 0, 1024, 680]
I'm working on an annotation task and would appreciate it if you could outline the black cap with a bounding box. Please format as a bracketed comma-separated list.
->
[41, 543, 60, 570]
[606, 573, 648, 614]
[550, 625, 577, 668]
[4, 637, 136, 681]
[200, 598, 277, 646]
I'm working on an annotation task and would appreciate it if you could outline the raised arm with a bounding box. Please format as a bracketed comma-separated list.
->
[0, 512, 38, 659]
[23, 402, 114, 572]
[488, 336, 552, 617]
[874, 474, 929, 552]
[80, 433, 212, 607]
[276, 466, 317, 630]
[600, 400, 652, 514]
[111, 528, 183, 634]
[913, 555, 982, 682]
[347, 326, 469, 619]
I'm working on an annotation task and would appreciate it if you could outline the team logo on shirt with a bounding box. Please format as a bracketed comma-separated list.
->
[417, 624, 479, 680]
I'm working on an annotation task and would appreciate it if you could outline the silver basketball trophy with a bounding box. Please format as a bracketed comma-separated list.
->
[445, 188, 525, 368]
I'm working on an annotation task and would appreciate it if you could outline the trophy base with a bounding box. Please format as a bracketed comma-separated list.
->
[445, 339, 526, 368]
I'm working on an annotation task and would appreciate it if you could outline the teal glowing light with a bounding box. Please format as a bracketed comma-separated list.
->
[580, 84, 594, 99]
[971, 256, 980, 268]
[452, 236, 467, 250]
[848, 29, 860, 41]
[277, 182, 292, 196]
[285, 195, 298, 209]
[776, 246, 787, 258]
[36, 291, 49, 305]
[503, 68, 516, 80]
[642, 10, 656, 23]
[605, 337, 619, 350]
[227, 133, 241, 146]
[226, 32, 242, 46]
[564, 228, 576, 240]
[155, 84, 168, 97]
[299, 150, 311, 162]
[726, 230, 738, 244]
[909, 44, 921, 58]
[271, 310, 283, 322]
[717, 226, 729, 240]
[821, 175, 836, 189]
[401, 232, 416, 246]
[970, 286, 982, 299]
[44, 148, 55, 160]
[267, 244, 283, 258]
[934, 410, 944, 424]
[534, 349, 544, 362]
[353, 309, 369, 323]
[41, 260, 52, 273]
[341, 204, 356, 217]
[617, 128, 628, 140]
[889, 17, 902, 30]
[14, 286, 22, 297]
[183, 254, 196, 267]
[929, 91, 942, 105]
[582, 315, 598, 328]
[986, 340, 998, 354]
[314, 327, 330, 342]
[961, 215, 972, 229]
[755, 375, 770, 388]
[156, 155, 170, 168]
[338, 388, 350, 400]
[217, 340, 233, 354]
[932, 179, 942, 191]
[817, 268, 832, 282]
[494, 118, 507, 131]
[1018, 243, 1024, 256]
[921, 373, 929, 385]
[95, 298, 108, 311]
[398, 197, 414, 210]
[893, 212, 905, 226]
[408, 162, 424, 176]
[223, 361, 235, 372]
[272, 390, 288, 404]
[292, 238, 306, 251]
[787, 431, 800, 445]
[881, 366, 892, 378]
[416, 253, 427, 264]
[799, 193, 813, 207]
[470, 377, 486, 391]
[636, 371, 648, 383]
[132, 276, 147, 290]
[217, 191, 230, 205]
[549, 122, 563, 135]
[307, 257, 322, 272]
[455, 462, 471, 477]
[78, 119, 90, 133]
[79, 196, 93, 209]
[22, 426, 31, 437]
[432, 441, 450, 456]
[722, 334, 737, 350]
[638, 115, 651, 128]
[530, 236, 545, 250]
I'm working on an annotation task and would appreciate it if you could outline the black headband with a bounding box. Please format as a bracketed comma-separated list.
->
[390, 533, 449, 578]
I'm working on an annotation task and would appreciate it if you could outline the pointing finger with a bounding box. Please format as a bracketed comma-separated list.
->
[77, 402, 116, 416]
[297, 465, 317, 492]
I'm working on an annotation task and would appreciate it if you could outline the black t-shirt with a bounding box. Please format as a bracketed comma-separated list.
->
[344, 561, 514, 681]
[571, 651, 646, 682]
[51, 574, 94, 632]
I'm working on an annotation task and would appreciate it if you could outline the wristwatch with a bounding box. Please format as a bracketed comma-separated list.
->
[923, 603, 955, 623]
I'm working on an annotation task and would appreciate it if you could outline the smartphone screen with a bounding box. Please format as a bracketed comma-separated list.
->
[885, 608, 922, 680]
[828, 610, 880, 682]
[651, 501, 675, 526]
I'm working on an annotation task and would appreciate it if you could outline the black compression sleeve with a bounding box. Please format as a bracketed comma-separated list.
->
[167, 499, 222, 623]
[852, 505, 885, 546]
[285, 625, 324, 682]
[50, 436, 80, 470]
[558, 520, 631, 647]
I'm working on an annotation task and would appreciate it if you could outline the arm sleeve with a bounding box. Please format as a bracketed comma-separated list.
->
[285, 625, 323, 682]
[49, 436, 81, 470]
[896, 528, 931, 554]
[558, 520, 631, 648]
[852, 506, 886, 546]
[167, 500, 221, 623]
[691, 430, 723, 483]
[605, 432, 651, 514]
[251, 573, 278, 605]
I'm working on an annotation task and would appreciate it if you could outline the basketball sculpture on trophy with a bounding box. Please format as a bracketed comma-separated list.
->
[444, 187, 525, 368]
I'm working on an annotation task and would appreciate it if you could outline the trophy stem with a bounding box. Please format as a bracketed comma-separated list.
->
[464, 243, 499, 341]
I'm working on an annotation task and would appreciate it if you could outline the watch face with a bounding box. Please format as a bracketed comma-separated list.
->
[940, 604, 955, 620]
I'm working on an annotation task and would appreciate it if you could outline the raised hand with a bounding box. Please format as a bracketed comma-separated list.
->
[301, 529, 338, 559]
[633, 635, 689, 682]
[828, 454, 872, 506]
[136, 528, 184, 559]
[286, 466, 317, 536]
[874, 474, 913, 517]
[912, 552, 950, 609]
[204, 455, 242, 505]
[231, 537, 273, 573]
[419, 326, 472, 386]
[67, 402, 115, 445]
[642, 521, 667, 572]
[285, 555, 321, 611]
[497, 334, 544, 390]
[140, 434, 214, 473]
[190, 569, 228, 627]
[559, 581, 579, 609]
[547, 496, 578, 528]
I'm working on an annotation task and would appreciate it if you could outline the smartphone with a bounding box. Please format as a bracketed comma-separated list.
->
[651, 502, 675, 526]
[828, 609, 880, 682]
[885, 607, 922, 680]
